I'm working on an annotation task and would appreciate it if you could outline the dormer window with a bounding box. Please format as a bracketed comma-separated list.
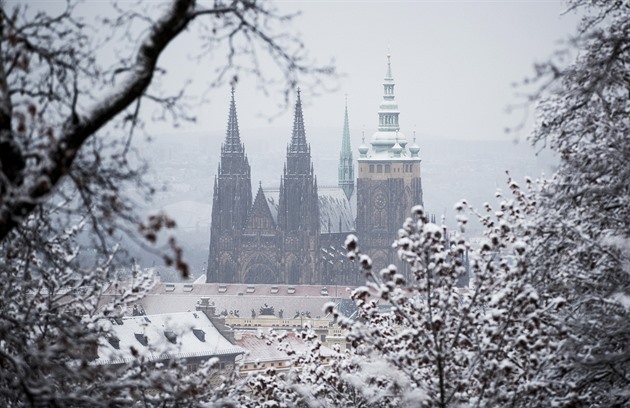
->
[193, 328, 205, 342]
[164, 330, 177, 344]
[134, 333, 148, 346]
[106, 335, 120, 349]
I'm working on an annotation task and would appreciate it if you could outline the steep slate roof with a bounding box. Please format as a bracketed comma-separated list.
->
[263, 186, 355, 233]
[264, 188, 280, 223]
[94, 311, 244, 365]
[318, 186, 355, 233]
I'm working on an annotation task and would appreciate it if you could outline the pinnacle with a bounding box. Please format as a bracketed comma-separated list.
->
[289, 89, 308, 153]
[341, 101, 352, 155]
[223, 87, 243, 154]
[385, 54, 393, 80]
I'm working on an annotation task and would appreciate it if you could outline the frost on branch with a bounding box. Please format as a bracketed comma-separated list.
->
[327, 184, 567, 407]
[0, 0, 335, 405]
[523, 1, 630, 405]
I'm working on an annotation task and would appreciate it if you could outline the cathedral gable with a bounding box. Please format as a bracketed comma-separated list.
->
[244, 185, 276, 233]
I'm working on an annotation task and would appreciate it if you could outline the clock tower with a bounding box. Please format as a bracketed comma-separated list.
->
[356, 55, 423, 273]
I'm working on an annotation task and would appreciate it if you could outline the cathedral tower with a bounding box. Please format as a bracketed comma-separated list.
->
[356, 55, 423, 271]
[338, 99, 354, 200]
[278, 90, 320, 284]
[207, 89, 253, 283]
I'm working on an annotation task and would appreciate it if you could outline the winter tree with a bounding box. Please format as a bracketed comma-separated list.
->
[0, 0, 332, 405]
[234, 329, 410, 407]
[333, 2, 630, 406]
[525, 0, 630, 405]
[227, 193, 567, 407]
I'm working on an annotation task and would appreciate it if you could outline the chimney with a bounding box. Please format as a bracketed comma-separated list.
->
[196, 297, 235, 342]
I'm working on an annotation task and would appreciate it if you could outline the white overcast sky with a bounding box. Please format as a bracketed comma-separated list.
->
[22, 0, 581, 144]
[165, 0, 581, 143]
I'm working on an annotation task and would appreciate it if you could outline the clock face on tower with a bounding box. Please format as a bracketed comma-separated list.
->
[374, 192, 387, 210]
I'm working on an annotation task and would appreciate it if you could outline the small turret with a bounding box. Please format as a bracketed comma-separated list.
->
[392, 141, 403, 157]
[409, 130, 420, 158]
[358, 130, 369, 158]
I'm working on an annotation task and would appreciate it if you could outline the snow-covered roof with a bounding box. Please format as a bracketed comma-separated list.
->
[264, 188, 280, 223]
[358, 147, 423, 161]
[318, 186, 355, 233]
[262, 186, 355, 233]
[94, 311, 244, 365]
[234, 331, 334, 364]
[99, 283, 356, 319]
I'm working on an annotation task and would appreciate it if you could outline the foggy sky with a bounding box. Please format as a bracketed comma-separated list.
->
[272, 1, 579, 142]
[154, 0, 580, 146]
[20, 1, 581, 147]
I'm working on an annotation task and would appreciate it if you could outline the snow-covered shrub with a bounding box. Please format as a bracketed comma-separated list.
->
[331, 196, 569, 407]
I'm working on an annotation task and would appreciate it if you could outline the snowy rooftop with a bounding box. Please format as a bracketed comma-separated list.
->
[358, 148, 422, 161]
[263, 187, 355, 233]
[318, 186, 355, 233]
[99, 283, 356, 318]
[264, 188, 280, 224]
[234, 331, 334, 364]
[94, 311, 244, 365]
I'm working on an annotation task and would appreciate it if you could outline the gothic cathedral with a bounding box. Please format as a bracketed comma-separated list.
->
[207, 56, 423, 285]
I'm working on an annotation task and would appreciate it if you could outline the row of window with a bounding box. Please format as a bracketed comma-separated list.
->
[242, 358, 332, 370]
[242, 361, 286, 370]
[379, 114, 398, 126]
[231, 323, 305, 328]
[368, 163, 414, 173]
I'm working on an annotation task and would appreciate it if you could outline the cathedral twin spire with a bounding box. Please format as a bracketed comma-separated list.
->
[289, 89, 309, 154]
[207, 88, 253, 282]
[285, 89, 312, 176]
[279, 88, 319, 233]
[223, 88, 244, 155]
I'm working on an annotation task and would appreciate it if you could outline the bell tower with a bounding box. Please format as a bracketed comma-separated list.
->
[356, 55, 423, 271]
